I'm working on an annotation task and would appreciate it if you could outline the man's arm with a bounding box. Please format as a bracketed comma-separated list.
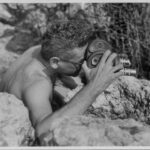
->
[23, 79, 53, 127]
[23, 77, 96, 138]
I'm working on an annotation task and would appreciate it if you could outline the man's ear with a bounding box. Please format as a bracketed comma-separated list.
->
[49, 57, 60, 69]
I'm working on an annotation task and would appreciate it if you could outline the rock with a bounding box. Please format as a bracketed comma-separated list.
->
[0, 22, 20, 81]
[48, 116, 150, 146]
[0, 5, 11, 19]
[90, 76, 150, 124]
[0, 23, 14, 37]
[0, 4, 44, 54]
[5, 9, 46, 53]
[6, 31, 40, 54]
[0, 36, 19, 81]
[0, 93, 34, 146]
[64, 76, 150, 124]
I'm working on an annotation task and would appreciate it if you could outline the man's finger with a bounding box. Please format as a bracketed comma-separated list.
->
[113, 70, 124, 78]
[106, 52, 117, 67]
[97, 50, 111, 72]
[111, 63, 124, 73]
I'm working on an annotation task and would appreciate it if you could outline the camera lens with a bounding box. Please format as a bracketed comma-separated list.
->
[91, 56, 100, 66]
[86, 53, 103, 69]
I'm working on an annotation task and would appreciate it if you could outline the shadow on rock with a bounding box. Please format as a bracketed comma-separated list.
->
[5, 30, 41, 54]
[0, 29, 16, 39]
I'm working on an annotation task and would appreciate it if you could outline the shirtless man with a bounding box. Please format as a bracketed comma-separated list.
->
[0, 19, 123, 143]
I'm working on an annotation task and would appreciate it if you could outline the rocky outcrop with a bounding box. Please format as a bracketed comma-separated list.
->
[0, 35, 19, 81]
[1, 76, 150, 146]
[0, 93, 34, 146]
[6, 31, 40, 54]
[0, 4, 45, 53]
[65, 76, 150, 124]
[43, 116, 150, 146]
[0, 22, 19, 81]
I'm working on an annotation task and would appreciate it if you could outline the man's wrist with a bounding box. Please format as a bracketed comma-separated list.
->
[86, 82, 100, 100]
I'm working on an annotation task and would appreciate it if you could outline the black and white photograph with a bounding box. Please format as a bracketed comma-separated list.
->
[0, 2, 150, 149]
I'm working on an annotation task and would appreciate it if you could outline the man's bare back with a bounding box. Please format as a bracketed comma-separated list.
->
[0, 45, 49, 100]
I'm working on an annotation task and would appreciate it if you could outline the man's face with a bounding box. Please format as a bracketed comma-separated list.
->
[57, 44, 88, 76]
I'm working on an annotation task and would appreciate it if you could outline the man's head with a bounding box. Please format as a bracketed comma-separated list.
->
[41, 18, 94, 76]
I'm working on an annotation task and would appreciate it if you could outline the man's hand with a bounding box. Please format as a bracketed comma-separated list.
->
[82, 61, 95, 82]
[84, 50, 124, 97]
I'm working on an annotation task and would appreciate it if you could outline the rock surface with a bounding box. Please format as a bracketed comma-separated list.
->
[48, 116, 150, 146]
[0, 93, 34, 146]
[5, 30, 40, 54]
[1, 91, 150, 146]
[65, 76, 150, 124]
[0, 76, 150, 146]
[0, 23, 19, 81]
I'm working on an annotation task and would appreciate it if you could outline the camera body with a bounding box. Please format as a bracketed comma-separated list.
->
[85, 38, 136, 76]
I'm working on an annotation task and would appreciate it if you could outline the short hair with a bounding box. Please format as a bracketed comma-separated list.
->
[41, 18, 94, 61]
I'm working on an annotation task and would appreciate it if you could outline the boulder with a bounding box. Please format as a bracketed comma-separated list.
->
[0, 22, 19, 81]
[45, 116, 150, 146]
[65, 76, 150, 124]
[0, 23, 14, 37]
[0, 76, 150, 146]
[0, 93, 34, 146]
[0, 4, 43, 54]
[5, 31, 40, 54]
[0, 5, 11, 19]
[0, 35, 19, 81]
[5, 8, 47, 53]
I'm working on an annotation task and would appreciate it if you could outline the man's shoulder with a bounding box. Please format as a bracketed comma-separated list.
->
[22, 70, 52, 92]
[26, 45, 41, 53]
[22, 76, 52, 101]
